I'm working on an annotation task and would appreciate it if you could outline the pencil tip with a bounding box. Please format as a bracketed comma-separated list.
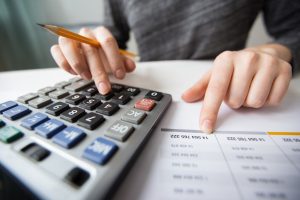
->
[36, 23, 45, 28]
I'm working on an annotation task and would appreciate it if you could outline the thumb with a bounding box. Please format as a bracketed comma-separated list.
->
[181, 70, 211, 102]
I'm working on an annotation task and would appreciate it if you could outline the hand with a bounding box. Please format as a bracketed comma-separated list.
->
[182, 46, 292, 133]
[50, 26, 136, 94]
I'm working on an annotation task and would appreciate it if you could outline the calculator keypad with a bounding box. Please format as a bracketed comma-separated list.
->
[0, 77, 172, 197]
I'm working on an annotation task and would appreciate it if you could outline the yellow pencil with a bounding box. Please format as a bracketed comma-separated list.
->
[37, 23, 137, 58]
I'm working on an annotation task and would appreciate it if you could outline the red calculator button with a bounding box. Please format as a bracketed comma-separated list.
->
[134, 98, 156, 111]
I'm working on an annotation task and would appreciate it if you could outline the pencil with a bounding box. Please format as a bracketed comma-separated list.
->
[37, 23, 137, 58]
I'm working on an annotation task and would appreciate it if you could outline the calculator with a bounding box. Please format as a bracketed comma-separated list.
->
[0, 77, 172, 200]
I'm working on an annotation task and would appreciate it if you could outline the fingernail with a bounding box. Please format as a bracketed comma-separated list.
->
[98, 82, 110, 94]
[201, 120, 213, 134]
[80, 71, 90, 80]
[115, 69, 125, 79]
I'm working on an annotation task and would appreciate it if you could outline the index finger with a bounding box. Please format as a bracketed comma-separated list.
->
[200, 52, 234, 133]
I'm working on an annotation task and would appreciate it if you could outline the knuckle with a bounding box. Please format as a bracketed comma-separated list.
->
[101, 36, 115, 47]
[243, 50, 258, 63]
[93, 70, 108, 82]
[280, 62, 292, 77]
[83, 46, 96, 56]
[79, 27, 91, 35]
[246, 98, 265, 108]
[70, 61, 82, 71]
[226, 98, 243, 109]
[217, 50, 234, 60]
[59, 59, 69, 69]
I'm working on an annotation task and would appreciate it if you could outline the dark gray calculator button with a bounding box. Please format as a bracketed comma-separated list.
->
[46, 102, 69, 116]
[38, 87, 56, 95]
[65, 80, 93, 92]
[111, 84, 124, 93]
[65, 167, 90, 187]
[54, 81, 71, 89]
[94, 92, 114, 101]
[68, 77, 82, 83]
[21, 143, 50, 162]
[124, 87, 140, 96]
[48, 90, 69, 99]
[96, 102, 119, 116]
[79, 98, 101, 110]
[61, 107, 86, 122]
[105, 121, 134, 142]
[65, 94, 86, 105]
[121, 108, 146, 124]
[17, 93, 38, 104]
[111, 93, 131, 105]
[78, 112, 105, 130]
[145, 91, 163, 101]
[82, 86, 98, 97]
[28, 96, 52, 109]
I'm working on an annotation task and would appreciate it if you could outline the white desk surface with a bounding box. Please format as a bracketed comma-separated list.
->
[1, 60, 300, 199]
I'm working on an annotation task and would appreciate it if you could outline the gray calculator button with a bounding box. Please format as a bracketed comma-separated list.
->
[121, 108, 146, 124]
[17, 93, 38, 104]
[38, 87, 56, 95]
[68, 77, 82, 83]
[65, 80, 93, 92]
[105, 121, 134, 141]
[54, 81, 71, 89]
[48, 90, 69, 99]
[28, 96, 52, 108]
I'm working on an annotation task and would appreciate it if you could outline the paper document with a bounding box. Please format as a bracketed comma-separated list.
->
[114, 99, 300, 200]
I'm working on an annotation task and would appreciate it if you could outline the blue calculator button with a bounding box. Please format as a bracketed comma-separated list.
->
[83, 137, 118, 165]
[3, 105, 31, 120]
[53, 126, 86, 149]
[35, 119, 66, 139]
[21, 113, 49, 130]
[0, 101, 18, 114]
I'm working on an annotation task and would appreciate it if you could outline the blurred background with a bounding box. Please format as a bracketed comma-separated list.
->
[0, 0, 271, 72]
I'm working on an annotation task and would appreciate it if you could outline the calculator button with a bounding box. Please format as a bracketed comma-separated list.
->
[65, 167, 90, 187]
[145, 91, 163, 101]
[35, 119, 66, 139]
[134, 98, 156, 111]
[83, 137, 118, 165]
[65, 79, 93, 92]
[65, 94, 86, 105]
[111, 84, 124, 93]
[68, 77, 82, 83]
[38, 86, 56, 95]
[82, 86, 98, 97]
[0, 101, 18, 114]
[79, 98, 102, 110]
[0, 126, 23, 143]
[48, 90, 69, 99]
[96, 102, 119, 116]
[105, 121, 134, 142]
[28, 96, 52, 109]
[21, 113, 49, 130]
[0, 119, 5, 128]
[93, 92, 114, 101]
[78, 113, 105, 130]
[111, 93, 131, 105]
[124, 87, 140, 96]
[17, 93, 39, 104]
[53, 126, 86, 149]
[121, 108, 146, 124]
[3, 105, 31, 120]
[46, 102, 70, 116]
[54, 81, 71, 89]
[60, 107, 86, 123]
[21, 143, 50, 162]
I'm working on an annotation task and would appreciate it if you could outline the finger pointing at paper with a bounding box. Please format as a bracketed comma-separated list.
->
[182, 45, 292, 133]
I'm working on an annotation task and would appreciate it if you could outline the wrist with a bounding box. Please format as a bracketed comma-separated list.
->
[250, 44, 292, 63]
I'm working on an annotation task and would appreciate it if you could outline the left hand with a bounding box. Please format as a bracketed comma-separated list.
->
[182, 47, 292, 133]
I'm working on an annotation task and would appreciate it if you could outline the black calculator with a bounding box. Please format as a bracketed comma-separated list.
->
[0, 77, 172, 200]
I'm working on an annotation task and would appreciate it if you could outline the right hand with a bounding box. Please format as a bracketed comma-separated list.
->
[50, 26, 136, 94]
